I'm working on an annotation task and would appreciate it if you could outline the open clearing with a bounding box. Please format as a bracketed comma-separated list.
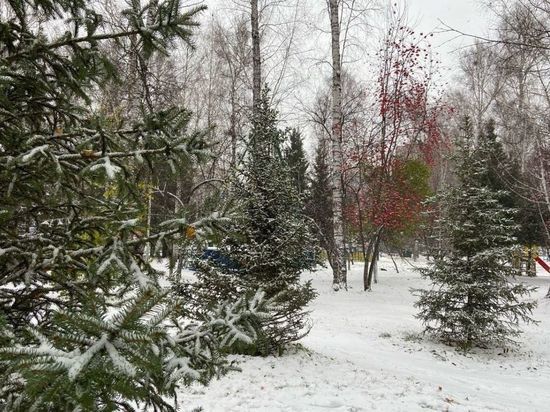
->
[183, 257, 550, 412]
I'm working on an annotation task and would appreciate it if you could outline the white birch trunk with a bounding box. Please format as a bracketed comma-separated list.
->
[328, 0, 347, 290]
[143, 191, 152, 261]
[539, 153, 550, 218]
[251, 0, 261, 116]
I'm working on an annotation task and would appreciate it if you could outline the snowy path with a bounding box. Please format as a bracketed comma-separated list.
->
[183, 257, 550, 411]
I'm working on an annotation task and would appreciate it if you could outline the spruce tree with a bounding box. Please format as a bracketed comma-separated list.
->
[478, 120, 547, 272]
[415, 119, 537, 349]
[284, 128, 309, 196]
[0, 1, 268, 410]
[477, 119, 510, 196]
[307, 138, 335, 268]
[188, 89, 319, 355]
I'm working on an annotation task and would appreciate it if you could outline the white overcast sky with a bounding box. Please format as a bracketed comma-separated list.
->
[406, 0, 492, 68]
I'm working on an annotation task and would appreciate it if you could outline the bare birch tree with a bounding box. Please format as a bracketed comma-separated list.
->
[328, 0, 347, 290]
[251, 0, 262, 115]
[458, 42, 504, 136]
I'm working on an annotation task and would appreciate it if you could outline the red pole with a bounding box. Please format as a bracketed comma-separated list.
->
[535, 256, 550, 273]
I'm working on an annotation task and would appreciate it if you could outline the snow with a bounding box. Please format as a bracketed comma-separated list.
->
[20, 144, 48, 163]
[89, 156, 121, 179]
[181, 256, 550, 411]
[130, 256, 150, 288]
[67, 334, 108, 381]
[105, 340, 137, 377]
[166, 352, 201, 383]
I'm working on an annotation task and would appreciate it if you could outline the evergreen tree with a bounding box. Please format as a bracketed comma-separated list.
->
[477, 119, 509, 195]
[415, 120, 537, 349]
[0, 1, 268, 410]
[307, 138, 335, 268]
[284, 128, 309, 196]
[478, 119, 547, 270]
[188, 90, 319, 355]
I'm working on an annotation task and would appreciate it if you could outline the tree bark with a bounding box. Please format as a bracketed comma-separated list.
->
[174, 180, 184, 275]
[251, 0, 261, 117]
[230, 90, 238, 168]
[328, 0, 347, 290]
[366, 227, 383, 291]
[363, 235, 373, 291]
[539, 151, 550, 218]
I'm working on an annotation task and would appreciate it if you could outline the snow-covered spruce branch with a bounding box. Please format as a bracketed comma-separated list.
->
[4, 138, 205, 167]
[0, 214, 226, 264]
[0, 287, 270, 409]
[3, 4, 207, 63]
[57, 146, 184, 161]
[180, 289, 272, 349]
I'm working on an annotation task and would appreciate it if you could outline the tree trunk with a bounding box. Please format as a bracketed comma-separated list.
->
[527, 247, 536, 277]
[363, 236, 373, 291]
[251, 0, 261, 116]
[328, 0, 347, 290]
[388, 251, 399, 273]
[539, 151, 550, 218]
[174, 180, 184, 276]
[355, 193, 370, 291]
[516, 67, 529, 174]
[230, 90, 238, 168]
[143, 187, 152, 261]
[373, 250, 379, 284]
[366, 227, 383, 290]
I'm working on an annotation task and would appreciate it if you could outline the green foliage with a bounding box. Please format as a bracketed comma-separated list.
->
[475, 119, 547, 246]
[414, 121, 537, 348]
[0, 0, 264, 409]
[283, 128, 309, 196]
[0, 287, 271, 411]
[390, 158, 432, 243]
[306, 139, 334, 263]
[186, 90, 320, 355]
[397, 159, 432, 199]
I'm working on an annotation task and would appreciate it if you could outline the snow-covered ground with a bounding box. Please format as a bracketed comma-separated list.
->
[182, 256, 550, 412]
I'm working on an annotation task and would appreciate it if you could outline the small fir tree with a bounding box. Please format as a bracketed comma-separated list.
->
[188, 90, 319, 355]
[415, 119, 537, 349]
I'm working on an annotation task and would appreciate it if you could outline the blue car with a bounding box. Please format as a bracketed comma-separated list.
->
[198, 247, 239, 271]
